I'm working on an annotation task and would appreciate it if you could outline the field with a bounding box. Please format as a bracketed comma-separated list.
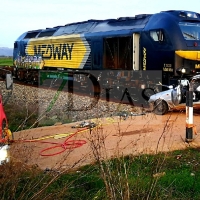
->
[0, 57, 13, 66]
[1, 147, 200, 199]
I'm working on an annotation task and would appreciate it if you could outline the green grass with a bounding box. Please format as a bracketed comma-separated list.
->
[0, 57, 13, 66]
[1, 147, 200, 199]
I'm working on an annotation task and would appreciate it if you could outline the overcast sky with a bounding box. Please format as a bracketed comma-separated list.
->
[1, 0, 200, 48]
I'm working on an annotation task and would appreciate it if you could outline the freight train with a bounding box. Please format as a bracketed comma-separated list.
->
[10, 10, 200, 102]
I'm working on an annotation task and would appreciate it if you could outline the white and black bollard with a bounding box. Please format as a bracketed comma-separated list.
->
[185, 90, 193, 142]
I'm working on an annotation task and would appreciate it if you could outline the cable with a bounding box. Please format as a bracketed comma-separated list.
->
[9, 118, 116, 156]
[39, 129, 87, 156]
[11, 129, 88, 157]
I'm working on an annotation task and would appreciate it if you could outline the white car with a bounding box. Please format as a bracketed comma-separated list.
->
[148, 75, 200, 115]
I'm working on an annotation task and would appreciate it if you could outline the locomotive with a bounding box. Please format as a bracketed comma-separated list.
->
[11, 10, 200, 102]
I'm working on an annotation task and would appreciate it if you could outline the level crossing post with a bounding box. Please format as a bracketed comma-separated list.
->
[185, 83, 194, 142]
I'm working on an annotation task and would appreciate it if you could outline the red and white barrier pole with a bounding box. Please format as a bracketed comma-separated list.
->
[185, 90, 193, 142]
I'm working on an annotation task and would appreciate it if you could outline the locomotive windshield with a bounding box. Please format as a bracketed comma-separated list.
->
[179, 22, 200, 40]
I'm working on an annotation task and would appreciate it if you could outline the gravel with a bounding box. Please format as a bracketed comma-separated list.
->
[0, 81, 146, 125]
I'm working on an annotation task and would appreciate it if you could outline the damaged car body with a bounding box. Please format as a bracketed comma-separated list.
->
[148, 75, 200, 115]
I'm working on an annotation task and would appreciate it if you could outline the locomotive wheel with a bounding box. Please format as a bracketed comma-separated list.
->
[153, 99, 168, 115]
[142, 88, 155, 101]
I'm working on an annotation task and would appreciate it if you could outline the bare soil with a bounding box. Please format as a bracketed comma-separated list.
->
[10, 111, 200, 170]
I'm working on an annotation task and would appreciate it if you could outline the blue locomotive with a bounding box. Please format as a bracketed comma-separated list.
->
[12, 10, 200, 100]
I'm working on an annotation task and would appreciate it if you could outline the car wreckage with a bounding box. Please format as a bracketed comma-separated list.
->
[148, 74, 200, 115]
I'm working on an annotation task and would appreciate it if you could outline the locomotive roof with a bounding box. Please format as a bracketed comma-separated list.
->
[18, 10, 200, 40]
[19, 13, 152, 40]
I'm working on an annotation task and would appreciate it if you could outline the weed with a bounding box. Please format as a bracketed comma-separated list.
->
[1, 148, 200, 199]
[4, 103, 38, 132]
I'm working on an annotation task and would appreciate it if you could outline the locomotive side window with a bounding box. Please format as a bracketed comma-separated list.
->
[179, 22, 200, 40]
[150, 30, 164, 42]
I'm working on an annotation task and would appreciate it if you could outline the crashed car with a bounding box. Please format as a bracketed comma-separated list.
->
[148, 75, 200, 115]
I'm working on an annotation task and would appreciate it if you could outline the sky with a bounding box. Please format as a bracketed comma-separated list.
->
[1, 0, 200, 48]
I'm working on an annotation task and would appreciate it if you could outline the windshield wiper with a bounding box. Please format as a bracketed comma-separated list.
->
[183, 32, 198, 40]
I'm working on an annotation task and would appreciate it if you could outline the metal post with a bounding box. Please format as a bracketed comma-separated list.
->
[185, 87, 193, 142]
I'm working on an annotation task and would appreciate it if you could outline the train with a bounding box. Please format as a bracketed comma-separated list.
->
[10, 10, 200, 103]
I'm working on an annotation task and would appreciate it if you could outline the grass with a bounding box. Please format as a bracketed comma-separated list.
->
[4, 102, 73, 132]
[0, 57, 13, 66]
[4, 103, 38, 132]
[1, 147, 200, 199]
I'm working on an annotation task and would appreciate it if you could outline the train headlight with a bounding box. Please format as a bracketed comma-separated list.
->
[176, 67, 190, 75]
[181, 68, 186, 74]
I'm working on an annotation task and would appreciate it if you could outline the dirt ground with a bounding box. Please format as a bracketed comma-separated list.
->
[10, 110, 200, 170]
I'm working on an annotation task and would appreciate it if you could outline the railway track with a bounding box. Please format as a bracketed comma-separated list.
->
[1, 67, 199, 118]
[0, 65, 150, 108]
[0, 80, 149, 114]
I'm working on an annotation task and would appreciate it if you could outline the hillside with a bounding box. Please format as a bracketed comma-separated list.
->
[0, 47, 13, 57]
